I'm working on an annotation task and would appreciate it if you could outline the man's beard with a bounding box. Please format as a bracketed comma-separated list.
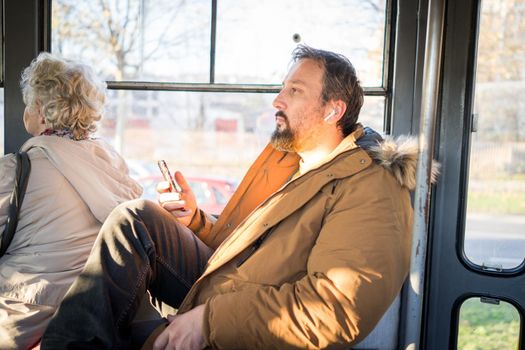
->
[270, 111, 296, 152]
[270, 128, 295, 152]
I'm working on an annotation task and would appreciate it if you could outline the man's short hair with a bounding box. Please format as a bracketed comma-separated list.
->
[292, 45, 364, 136]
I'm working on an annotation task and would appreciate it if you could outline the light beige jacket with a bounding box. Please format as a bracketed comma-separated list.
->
[180, 126, 418, 349]
[0, 135, 142, 349]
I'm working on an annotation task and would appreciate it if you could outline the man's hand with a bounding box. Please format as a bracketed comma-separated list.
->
[158, 171, 198, 227]
[152, 304, 207, 350]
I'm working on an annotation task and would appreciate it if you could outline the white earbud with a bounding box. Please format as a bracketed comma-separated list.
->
[324, 109, 337, 122]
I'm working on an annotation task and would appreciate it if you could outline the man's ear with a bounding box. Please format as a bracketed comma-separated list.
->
[324, 100, 347, 124]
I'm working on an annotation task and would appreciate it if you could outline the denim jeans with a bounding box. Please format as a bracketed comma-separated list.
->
[41, 199, 214, 349]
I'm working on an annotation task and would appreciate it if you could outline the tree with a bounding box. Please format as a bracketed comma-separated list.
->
[52, 0, 210, 152]
[475, 0, 525, 142]
[52, 0, 209, 81]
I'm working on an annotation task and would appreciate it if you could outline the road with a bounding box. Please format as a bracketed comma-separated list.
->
[464, 213, 525, 269]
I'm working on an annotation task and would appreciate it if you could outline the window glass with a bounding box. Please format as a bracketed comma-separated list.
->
[51, 0, 211, 82]
[98, 91, 383, 215]
[360, 96, 384, 133]
[52, 1, 388, 215]
[212, 187, 228, 205]
[52, 0, 387, 87]
[216, 0, 387, 86]
[464, 0, 525, 269]
[457, 297, 521, 350]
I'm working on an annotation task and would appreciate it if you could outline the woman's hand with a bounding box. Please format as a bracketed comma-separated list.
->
[157, 171, 198, 227]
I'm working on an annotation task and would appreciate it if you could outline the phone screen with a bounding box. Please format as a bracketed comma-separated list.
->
[157, 160, 181, 192]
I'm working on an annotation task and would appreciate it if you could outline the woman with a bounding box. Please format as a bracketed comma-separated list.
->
[0, 53, 142, 349]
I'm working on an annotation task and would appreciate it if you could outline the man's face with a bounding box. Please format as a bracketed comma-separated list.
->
[271, 58, 327, 152]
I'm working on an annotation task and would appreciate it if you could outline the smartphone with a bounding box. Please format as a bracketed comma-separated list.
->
[157, 160, 181, 193]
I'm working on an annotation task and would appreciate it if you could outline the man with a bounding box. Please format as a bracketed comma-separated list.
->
[42, 45, 416, 349]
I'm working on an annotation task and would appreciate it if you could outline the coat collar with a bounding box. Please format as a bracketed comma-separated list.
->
[198, 130, 372, 281]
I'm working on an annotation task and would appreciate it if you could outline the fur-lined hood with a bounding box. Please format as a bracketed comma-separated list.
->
[356, 127, 439, 191]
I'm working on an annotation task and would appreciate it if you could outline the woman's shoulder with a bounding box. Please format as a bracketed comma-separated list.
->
[82, 138, 129, 168]
[84, 137, 119, 155]
[0, 153, 17, 194]
[0, 148, 49, 175]
[0, 152, 17, 164]
[22, 135, 122, 163]
[0, 152, 19, 175]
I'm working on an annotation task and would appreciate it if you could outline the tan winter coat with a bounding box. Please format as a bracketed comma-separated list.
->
[181, 126, 418, 349]
[0, 135, 142, 349]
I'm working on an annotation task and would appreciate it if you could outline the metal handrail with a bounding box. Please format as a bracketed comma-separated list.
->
[105, 81, 388, 95]
[403, 0, 446, 348]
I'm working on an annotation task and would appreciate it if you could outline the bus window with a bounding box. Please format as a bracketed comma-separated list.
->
[360, 96, 385, 133]
[464, 0, 525, 270]
[457, 297, 521, 350]
[51, 0, 211, 82]
[52, 0, 390, 214]
[101, 90, 277, 215]
[52, 0, 387, 86]
[96, 90, 383, 215]
[215, 0, 387, 86]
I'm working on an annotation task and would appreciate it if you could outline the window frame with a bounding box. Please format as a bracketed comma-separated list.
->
[452, 294, 523, 350]
[3, 0, 50, 153]
[423, 0, 525, 348]
[4, 0, 398, 154]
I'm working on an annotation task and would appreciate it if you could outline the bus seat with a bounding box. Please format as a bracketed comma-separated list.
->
[351, 294, 401, 350]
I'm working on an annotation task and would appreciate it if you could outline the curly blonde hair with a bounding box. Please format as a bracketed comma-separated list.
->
[20, 52, 106, 140]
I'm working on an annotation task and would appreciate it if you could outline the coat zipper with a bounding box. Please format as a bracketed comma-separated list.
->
[236, 227, 276, 267]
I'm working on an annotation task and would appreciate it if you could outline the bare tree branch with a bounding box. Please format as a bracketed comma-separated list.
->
[361, 0, 382, 12]
[142, 0, 197, 61]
